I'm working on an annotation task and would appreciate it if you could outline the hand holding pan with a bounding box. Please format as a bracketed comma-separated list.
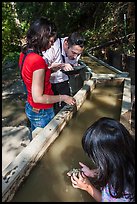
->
[61, 65, 86, 75]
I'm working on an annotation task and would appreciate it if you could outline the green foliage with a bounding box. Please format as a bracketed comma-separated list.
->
[2, 2, 135, 63]
[2, 2, 22, 59]
[82, 2, 135, 56]
[2, 52, 20, 69]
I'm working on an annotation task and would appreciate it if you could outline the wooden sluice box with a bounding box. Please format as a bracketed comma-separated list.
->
[2, 58, 132, 202]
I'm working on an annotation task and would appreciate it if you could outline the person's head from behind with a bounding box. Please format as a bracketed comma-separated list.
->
[26, 17, 57, 54]
[82, 117, 135, 201]
[64, 32, 85, 60]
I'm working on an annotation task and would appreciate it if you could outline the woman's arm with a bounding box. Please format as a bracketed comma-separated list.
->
[32, 69, 76, 105]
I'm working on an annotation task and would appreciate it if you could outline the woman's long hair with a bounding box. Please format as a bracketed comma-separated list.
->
[82, 117, 135, 201]
[22, 17, 57, 55]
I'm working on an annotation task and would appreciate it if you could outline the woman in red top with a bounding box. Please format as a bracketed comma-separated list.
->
[19, 17, 76, 141]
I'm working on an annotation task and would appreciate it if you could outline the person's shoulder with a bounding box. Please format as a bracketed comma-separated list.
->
[44, 38, 60, 56]
[62, 36, 68, 40]
[19, 52, 24, 59]
[60, 36, 67, 43]
[54, 37, 67, 47]
[31, 52, 42, 58]
[53, 38, 60, 48]
[29, 53, 44, 63]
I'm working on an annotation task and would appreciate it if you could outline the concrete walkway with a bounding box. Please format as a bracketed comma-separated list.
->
[2, 71, 44, 171]
[2, 68, 30, 170]
[2, 126, 30, 170]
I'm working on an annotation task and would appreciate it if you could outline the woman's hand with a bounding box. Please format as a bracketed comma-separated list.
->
[62, 95, 76, 106]
[70, 171, 91, 191]
[79, 162, 98, 178]
[68, 170, 102, 202]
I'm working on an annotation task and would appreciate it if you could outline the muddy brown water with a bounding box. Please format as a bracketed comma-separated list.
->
[81, 56, 116, 74]
[3, 56, 123, 202]
[11, 80, 123, 202]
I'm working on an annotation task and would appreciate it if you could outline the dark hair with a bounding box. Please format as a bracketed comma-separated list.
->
[82, 117, 135, 201]
[67, 32, 85, 48]
[22, 17, 57, 54]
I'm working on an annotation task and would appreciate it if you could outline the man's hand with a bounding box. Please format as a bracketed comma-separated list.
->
[60, 63, 74, 71]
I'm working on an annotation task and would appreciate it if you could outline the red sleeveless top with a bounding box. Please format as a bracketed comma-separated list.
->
[19, 52, 54, 109]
